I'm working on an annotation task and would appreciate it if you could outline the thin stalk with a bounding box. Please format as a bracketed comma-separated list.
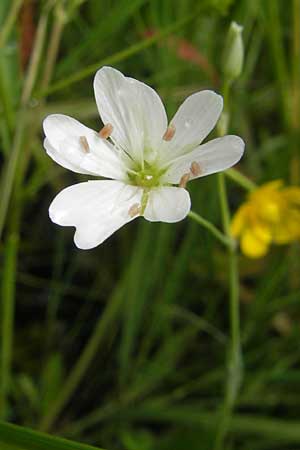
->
[0, 54, 15, 137]
[0, 99, 32, 420]
[39, 287, 124, 432]
[225, 168, 256, 191]
[0, 7, 49, 240]
[0, 0, 23, 49]
[21, 7, 49, 105]
[214, 175, 242, 450]
[214, 83, 242, 449]
[0, 233, 19, 419]
[0, 108, 26, 240]
[263, 0, 290, 127]
[40, 4, 65, 92]
[188, 211, 233, 249]
[0, 7, 50, 416]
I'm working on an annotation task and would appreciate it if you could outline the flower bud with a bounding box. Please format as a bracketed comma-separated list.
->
[222, 21, 244, 82]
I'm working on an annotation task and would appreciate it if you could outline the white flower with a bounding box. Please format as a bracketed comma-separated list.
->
[43, 66, 244, 249]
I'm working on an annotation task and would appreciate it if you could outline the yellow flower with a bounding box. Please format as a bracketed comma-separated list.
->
[231, 180, 300, 258]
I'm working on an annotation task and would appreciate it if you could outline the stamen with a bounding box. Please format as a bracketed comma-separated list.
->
[79, 136, 90, 153]
[99, 123, 113, 139]
[128, 203, 141, 217]
[190, 161, 202, 176]
[163, 124, 176, 141]
[179, 173, 190, 188]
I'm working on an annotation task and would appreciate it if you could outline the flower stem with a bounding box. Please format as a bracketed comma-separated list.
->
[0, 0, 23, 50]
[40, 4, 66, 92]
[225, 168, 256, 191]
[188, 211, 233, 249]
[214, 78, 242, 449]
[0, 232, 19, 419]
[215, 174, 242, 450]
[0, 5, 49, 241]
[214, 176, 242, 450]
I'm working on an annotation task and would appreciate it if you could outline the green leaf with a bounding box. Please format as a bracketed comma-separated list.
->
[0, 421, 105, 450]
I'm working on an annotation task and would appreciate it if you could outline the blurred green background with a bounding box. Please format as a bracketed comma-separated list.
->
[0, 0, 300, 449]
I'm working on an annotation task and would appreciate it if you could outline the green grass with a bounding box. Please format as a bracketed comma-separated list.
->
[0, 0, 300, 449]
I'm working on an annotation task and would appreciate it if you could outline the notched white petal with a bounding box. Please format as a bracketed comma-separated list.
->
[93, 66, 168, 163]
[49, 180, 142, 249]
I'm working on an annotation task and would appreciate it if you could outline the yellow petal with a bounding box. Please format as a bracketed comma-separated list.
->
[261, 201, 280, 223]
[230, 204, 250, 237]
[273, 214, 300, 243]
[260, 179, 283, 193]
[240, 229, 269, 258]
[252, 223, 272, 243]
[250, 180, 283, 202]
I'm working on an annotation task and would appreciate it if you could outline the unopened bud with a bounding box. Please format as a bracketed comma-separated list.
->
[223, 21, 244, 82]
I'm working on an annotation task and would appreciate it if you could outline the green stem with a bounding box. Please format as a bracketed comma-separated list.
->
[0, 52, 15, 138]
[214, 78, 242, 449]
[225, 168, 256, 191]
[213, 175, 242, 450]
[40, 4, 66, 92]
[0, 108, 26, 240]
[217, 173, 231, 233]
[0, 233, 19, 419]
[21, 7, 49, 106]
[264, 0, 290, 127]
[188, 211, 233, 249]
[0, 0, 23, 49]
[0, 6, 49, 241]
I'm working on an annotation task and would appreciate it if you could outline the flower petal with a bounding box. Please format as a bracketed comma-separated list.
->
[49, 180, 142, 249]
[241, 229, 269, 258]
[160, 90, 223, 161]
[161, 135, 245, 184]
[143, 187, 191, 223]
[230, 203, 249, 237]
[94, 66, 167, 164]
[43, 114, 127, 180]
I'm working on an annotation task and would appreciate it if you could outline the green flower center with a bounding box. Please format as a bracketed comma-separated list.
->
[128, 162, 165, 188]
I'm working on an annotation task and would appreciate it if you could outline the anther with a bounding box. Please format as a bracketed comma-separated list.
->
[179, 173, 190, 188]
[79, 136, 90, 153]
[163, 124, 176, 141]
[128, 203, 141, 218]
[190, 161, 202, 176]
[99, 123, 113, 139]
